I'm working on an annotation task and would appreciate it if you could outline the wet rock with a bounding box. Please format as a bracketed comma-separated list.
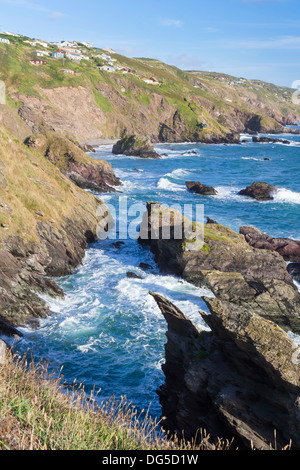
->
[238, 181, 277, 200]
[186, 181, 218, 196]
[253, 136, 290, 144]
[126, 272, 143, 279]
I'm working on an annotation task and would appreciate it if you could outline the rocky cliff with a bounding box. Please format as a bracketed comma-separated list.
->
[138, 203, 300, 448]
[0, 123, 111, 334]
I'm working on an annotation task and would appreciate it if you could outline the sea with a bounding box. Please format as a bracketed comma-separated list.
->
[15, 128, 300, 420]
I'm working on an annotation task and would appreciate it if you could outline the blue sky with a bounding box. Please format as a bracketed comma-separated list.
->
[0, 0, 300, 86]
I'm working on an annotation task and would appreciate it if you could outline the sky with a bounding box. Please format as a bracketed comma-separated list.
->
[0, 0, 300, 86]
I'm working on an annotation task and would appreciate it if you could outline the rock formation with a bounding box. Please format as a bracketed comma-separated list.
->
[240, 226, 300, 263]
[151, 292, 300, 450]
[112, 134, 161, 159]
[139, 202, 300, 333]
[186, 181, 218, 196]
[24, 132, 121, 193]
[238, 181, 277, 201]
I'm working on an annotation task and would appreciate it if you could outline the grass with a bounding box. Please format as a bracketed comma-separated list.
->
[0, 351, 234, 450]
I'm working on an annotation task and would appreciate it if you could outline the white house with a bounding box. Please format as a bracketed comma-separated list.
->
[142, 77, 159, 85]
[98, 65, 116, 72]
[0, 37, 10, 44]
[32, 50, 48, 57]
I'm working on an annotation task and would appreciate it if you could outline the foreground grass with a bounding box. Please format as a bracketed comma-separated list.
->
[0, 352, 232, 451]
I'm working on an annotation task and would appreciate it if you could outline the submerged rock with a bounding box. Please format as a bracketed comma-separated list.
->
[151, 291, 300, 449]
[238, 181, 277, 200]
[253, 136, 290, 144]
[186, 181, 218, 196]
[112, 134, 161, 159]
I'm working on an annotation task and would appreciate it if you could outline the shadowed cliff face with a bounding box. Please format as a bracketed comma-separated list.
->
[151, 292, 300, 450]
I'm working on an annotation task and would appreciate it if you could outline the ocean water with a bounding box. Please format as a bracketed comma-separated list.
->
[15, 130, 300, 419]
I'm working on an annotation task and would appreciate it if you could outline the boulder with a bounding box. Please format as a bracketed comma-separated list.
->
[151, 291, 300, 449]
[238, 181, 277, 200]
[186, 181, 218, 196]
[112, 134, 161, 159]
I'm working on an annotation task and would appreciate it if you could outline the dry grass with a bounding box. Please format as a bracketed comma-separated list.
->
[0, 352, 233, 451]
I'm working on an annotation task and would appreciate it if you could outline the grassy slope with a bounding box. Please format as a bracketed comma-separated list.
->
[0, 33, 299, 142]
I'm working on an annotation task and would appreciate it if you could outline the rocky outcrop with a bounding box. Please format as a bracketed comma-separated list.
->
[240, 226, 300, 263]
[112, 134, 161, 159]
[151, 292, 300, 450]
[238, 181, 277, 201]
[24, 132, 121, 193]
[0, 125, 113, 334]
[252, 136, 291, 144]
[139, 202, 300, 333]
[186, 181, 218, 196]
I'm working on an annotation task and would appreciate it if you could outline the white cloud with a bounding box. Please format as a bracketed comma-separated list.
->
[158, 18, 184, 28]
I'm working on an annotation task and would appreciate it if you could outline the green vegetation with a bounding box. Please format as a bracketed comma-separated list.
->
[0, 351, 231, 450]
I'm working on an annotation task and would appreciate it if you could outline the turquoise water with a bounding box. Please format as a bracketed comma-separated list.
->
[15, 131, 300, 419]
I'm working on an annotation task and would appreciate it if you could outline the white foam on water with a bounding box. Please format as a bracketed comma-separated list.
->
[272, 188, 300, 205]
[157, 177, 186, 191]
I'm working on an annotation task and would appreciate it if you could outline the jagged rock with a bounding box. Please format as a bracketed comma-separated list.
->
[24, 132, 121, 193]
[238, 181, 277, 200]
[151, 292, 300, 450]
[139, 202, 300, 333]
[240, 226, 300, 263]
[186, 181, 218, 196]
[112, 134, 161, 159]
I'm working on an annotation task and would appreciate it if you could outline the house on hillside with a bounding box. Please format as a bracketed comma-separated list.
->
[60, 69, 76, 76]
[0, 37, 10, 44]
[52, 51, 65, 58]
[98, 65, 116, 72]
[29, 59, 47, 66]
[32, 50, 49, 57]
[142, 77, 159, 85]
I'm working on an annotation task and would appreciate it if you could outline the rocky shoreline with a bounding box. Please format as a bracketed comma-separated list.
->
[1, 128, 300, 450]
[139, 202, 300, 448]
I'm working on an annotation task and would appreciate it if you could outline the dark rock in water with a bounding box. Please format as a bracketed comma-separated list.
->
[287, 263, 300, 282]
[151, 291, 300, 450]
[253, 136, 290, 145]
[264, 157, 271, 161]
[240, 226, 300, 263]
[112, 134, 161, 159]
[186, 181, 218, 196]
[139, 262, 153, 271]
[238, 181, 277, 200]
[113, 241, 125, 248]
[126, 272, 142, 279]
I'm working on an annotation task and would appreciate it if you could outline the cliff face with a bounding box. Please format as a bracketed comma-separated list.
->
[151, 292, 300, 450]
[0, 123, 111, 334]
[139, 203, 300, 448]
